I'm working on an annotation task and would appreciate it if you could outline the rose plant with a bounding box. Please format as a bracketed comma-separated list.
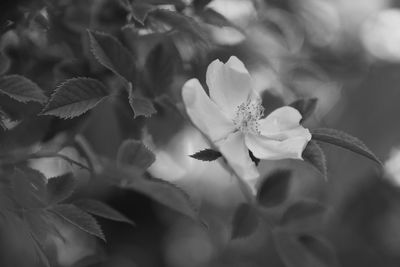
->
[0, 1, 382, 267]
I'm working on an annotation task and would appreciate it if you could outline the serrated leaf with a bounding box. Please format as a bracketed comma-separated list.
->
[302, 141, 328, 180]
[75, 199, 134, 225]
[41, 77, 109, 119]
[256, 169, 292, 207]
[128, 86, 156, 118]
[311, 128, 382, 165]
[101, 165, 200, 222]
[149, 9, 208, 42]
[231, 203, 259, 239]
[46, 173, 76, 204]
[289, 98, 318, 122]
[190, 149, 222, 161]
[0, 75, 47, 103]
[272, 229, 339, 267]
[133, 175, 200, 222]
[130, 3, 157, 25]
[51, 204, 105, 241]
[280, 199, 326, 226]
[88, 30, 135, 83]
[117, 139, 155, 170]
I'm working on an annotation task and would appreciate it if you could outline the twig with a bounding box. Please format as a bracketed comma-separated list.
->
[74, 134, 102, 174]
[29, 152, 91, 171]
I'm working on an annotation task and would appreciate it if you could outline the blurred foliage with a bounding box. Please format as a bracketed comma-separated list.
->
[0, 0, 399, 267]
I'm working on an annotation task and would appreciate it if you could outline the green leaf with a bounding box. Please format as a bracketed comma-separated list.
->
[149, 9, 208, 42]
[11, 168, 47, 208]
[88, 30, 135, 83]
[298, 235, 339, 267]
[272, 229, 339, 267]
[0, 107, 16, 130]
[0, 75, 47, 103]
[190, 149, 222, 161]
[140, 0, 185, 7]
[41, 77, 109, 119]
[256, 169, 292, 207]
[200, 8, 236, 28]
[26, 210, 62, 247]
[31, 238, 51, 267]
[249, 150, 260, 166]
[46, 173, 76, 204]
[5, 214, 48, 266]
[26, 210, 65, 244]
[193, 0, 212, 10]
[101, 165, 200, 223]
[75, 199, 134, 225]
[117, 139, 155, 170]
[128, 86, 156, 118]
[146, 96, 185, 146]
[144, 41, 181, 96]
[289, 98, 318, 122]
[0, 51, 10, 75]
[231, 203, 259, 239]
[130, 3, 157, 25]
[302, 141, 328, 180]
[280, 199, 326, 226]
[272, 227, 338, 267]
[51, 204, 105, 241]
[311, 128, 382, 165]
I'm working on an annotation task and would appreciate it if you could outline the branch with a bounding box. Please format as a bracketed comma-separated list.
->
[29, 152, 91, 171]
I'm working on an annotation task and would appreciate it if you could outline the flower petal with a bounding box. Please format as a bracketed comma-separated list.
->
[257, 106, 304, 134]
[245, 133, 311, 160]
[206, 56, 253, 119]
[226, 56, 248, 73]
[244, 106, 312, 160]
[182, 78, 235, 142]
[216, 131, 259, 181]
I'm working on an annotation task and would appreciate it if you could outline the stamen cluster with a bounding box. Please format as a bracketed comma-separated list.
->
[233, 97, 264, 135]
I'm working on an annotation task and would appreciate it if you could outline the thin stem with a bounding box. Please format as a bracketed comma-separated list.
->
[189, 128, 256, 203]
[154, 98, 278, 228]
[29, 153, 91, 171]
[74, 134, 102, 174]
[0, 151, 90, 171]
[219, 156, 255, 204]
[167, 98, 257, 204]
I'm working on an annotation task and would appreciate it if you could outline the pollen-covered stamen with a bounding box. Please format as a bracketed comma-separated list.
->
[233, 97, 264, 135]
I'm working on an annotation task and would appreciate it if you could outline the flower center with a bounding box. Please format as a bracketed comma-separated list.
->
[233, 97, 264, 135]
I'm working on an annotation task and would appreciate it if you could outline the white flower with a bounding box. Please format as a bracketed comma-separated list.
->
[181, 56, 312, 182]
[385, 147, 400, 187]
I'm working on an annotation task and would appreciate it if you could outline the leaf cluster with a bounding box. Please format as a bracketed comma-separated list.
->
[0, 167, 133, 266]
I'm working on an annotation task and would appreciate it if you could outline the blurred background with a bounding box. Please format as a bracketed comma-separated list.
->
[2, 0, 400, 266]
